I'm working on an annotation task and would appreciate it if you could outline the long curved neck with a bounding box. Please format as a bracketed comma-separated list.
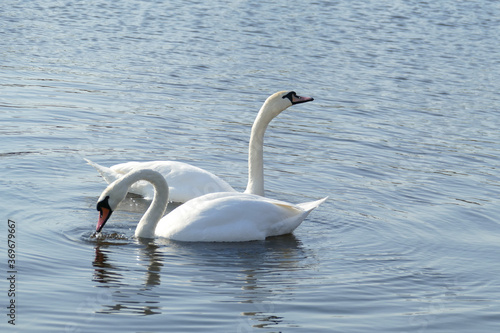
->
[126, 170, 169, 238]
[244, 103, 276, 196]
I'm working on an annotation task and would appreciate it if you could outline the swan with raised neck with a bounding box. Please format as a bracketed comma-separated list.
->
[244, 90, 313, 196]
[86, 90, 313, 201]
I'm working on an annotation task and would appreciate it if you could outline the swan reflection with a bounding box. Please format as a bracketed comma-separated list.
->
[90, 234, 318, 328]
[92, 238, 162, 316]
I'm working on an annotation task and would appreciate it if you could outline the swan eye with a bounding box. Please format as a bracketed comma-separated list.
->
[97, 196, 111, 212]
[282, 91, 296, 102]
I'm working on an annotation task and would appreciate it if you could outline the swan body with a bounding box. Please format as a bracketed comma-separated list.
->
[85, 158, 235, 202]
[96, 169, 327, 242]
[87, 90, 314, 202]
[155, 192, 327, 242]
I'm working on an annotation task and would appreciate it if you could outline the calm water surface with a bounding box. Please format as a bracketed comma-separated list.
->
[1, 0, 499, 332]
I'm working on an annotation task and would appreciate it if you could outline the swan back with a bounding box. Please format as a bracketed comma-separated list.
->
[87, 159, 235, 201]
[155, 192, 327, 242]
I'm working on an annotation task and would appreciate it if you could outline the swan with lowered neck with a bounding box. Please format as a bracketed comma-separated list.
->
[96, 169, 327, 241]
[86, 91, 313, 202]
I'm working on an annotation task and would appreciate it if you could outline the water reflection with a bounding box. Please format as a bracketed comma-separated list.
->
[90, 234, 316, 328]
[92, 239, 163, 316]
[92, 246, 122, 285]
[141, 242, 163, 288]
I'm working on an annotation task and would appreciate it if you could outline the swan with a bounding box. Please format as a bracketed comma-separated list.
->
[86, 91, 314, 202]
[95, 169, 327, 242]
[85, 158, 235, 203]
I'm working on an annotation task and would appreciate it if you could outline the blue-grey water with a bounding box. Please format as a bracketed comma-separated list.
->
[1, 0, 500, 332]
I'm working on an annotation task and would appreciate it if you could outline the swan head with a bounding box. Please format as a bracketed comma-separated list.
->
[95, 179, 129, 233]
[262, 91, 314, 117]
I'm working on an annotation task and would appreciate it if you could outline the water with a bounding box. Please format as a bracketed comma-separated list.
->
[1, 0, 499, 332]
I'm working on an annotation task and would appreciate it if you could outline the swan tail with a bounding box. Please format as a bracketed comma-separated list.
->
[84, 158, 122, 184]
[297, 196, 328, 213]
[266, 197, 328, 238]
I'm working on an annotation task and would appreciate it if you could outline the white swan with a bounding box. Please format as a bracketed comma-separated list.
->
[85, 158, 235, 203]
[95, 169, 327, 242]
[86, 91, 314, 202]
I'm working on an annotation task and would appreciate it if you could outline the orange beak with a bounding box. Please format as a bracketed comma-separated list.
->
[96, 207, 111, 232]
[292, 94, 314, 105]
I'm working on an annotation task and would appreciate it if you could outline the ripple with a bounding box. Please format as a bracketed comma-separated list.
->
[2, 0, 500, 331]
